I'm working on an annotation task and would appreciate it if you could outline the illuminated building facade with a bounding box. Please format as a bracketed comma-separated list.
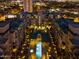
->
[0, 17, 25, 59]
[0, 20, 12, 59]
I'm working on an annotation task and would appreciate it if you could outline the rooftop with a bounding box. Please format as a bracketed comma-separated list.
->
[0, 20, 10, 27]
[10, 19, 24, 30]
[71, 38, 79, 46]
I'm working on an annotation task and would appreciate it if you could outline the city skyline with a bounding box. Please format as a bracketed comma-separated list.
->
[0, 0, 79, 59]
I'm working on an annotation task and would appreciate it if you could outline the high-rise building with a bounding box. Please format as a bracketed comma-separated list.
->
[23, 0, 33, 12]
[0, 20, 12, 59]
[0, 16, 25, 58]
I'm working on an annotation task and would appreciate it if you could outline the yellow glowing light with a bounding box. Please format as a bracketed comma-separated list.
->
[63, 15, 68, 18]
[35, 26, 37, 29]
[22, 47, 24, 50]
[35, 2, 41, 6]
[74, 17, 79, 22]
[22, 56, 25, 59]
[48, 49, 51, 52]
[54, 47, 56, 50]
[55, 51, 57, 54]
[41, 26, 45, 30]
[31, 53, 36, 59]
[30, 25, 34, 28]
[30, 40, 36, 48]
[0, 16, 6, 21]
[20, 7, 23, 10]
[38, 26, 41, 29]
[56, 8, 60, 11]
[44, 29, 47, 32]
[23, 44, 26, 46]
[49, 55, 51, 57]
[62, 46, 66, 49]
[13, 48, 17, 52]
[47, 26, 51, 30]
[11, 9, 20, 14]
[30, 49, 34, 53]
[49, 9, 55, 12]
[18, 58, 21, 59]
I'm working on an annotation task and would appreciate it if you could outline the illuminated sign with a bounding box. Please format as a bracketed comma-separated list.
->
[6, 15, 16, 18]
[36, 42, 42, 58]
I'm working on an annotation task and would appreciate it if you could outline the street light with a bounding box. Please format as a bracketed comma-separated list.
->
[35, 2, 41, 6]
[35, 2, 46, 6]
[12, 48, 17, 53]
[21, 50, 24, 53]
[73, 12, 79, 15]
[22, 56, 25, 59]
[30, 49, 34, 53]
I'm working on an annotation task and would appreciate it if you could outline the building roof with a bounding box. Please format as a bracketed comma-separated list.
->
[0, 20, 9, 27]
[10, 19, 24, 30]
[0, 20, 10, 34]
[71, 36, 79, 46]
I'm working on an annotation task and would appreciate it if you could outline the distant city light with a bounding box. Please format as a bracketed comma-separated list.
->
[56, 8, 60, 11]
[49, 9, 55, 12]
[73, 12, 79, 15]
[0, 16, 6, 21]
[30, 49, 34, 53]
